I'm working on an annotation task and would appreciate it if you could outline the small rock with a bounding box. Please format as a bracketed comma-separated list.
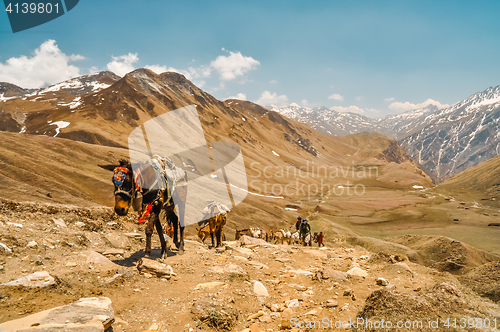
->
[194, 281, 225, 290]
[281, 308, 294, 319]
[376, 277, 389, 286]
[285, 299, 299, 308]
[280, 319, 292, 329]
[143, 272, 153, 278]
[137, 258, 172, 277]
[259, 313, 272, 322]
[27, 241, 38, 248]
[247, 311, 264, 320]
[66, 262, 77, 267]
[253, 281, 269, 297]
[52, 217, 66, 228]
[102, 248, 125, 255]
[249, 323, 261, 332]
[325, 299, 338, 307]
[304, 307, 322, 316]
[0, 242, 12, 254]
[343, 289, 353, 297]
[347, 267, 368, 278]
[414, 285, 422, 292]
[105, 233, 131, 248]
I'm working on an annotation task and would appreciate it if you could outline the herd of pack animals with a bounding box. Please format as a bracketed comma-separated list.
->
[100, 156, 313, 258]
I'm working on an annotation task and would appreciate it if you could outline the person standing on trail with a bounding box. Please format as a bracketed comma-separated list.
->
[295, 216, 302, 231]
[299, 219, 311, 246]
[318, 232, 324, 247]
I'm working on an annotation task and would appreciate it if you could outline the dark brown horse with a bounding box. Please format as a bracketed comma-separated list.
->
[100, 159, 187, 258]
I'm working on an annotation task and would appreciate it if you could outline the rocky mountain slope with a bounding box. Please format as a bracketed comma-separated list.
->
[271, 85, 500, 182]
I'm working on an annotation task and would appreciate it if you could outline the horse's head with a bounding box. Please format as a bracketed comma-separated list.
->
[99, 159, 138, 216]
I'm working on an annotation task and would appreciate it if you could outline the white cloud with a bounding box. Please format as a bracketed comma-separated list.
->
[330, 105, 365, 114]
[225, 93, 247, 101]
[255, 91, 288, 106]
[301, 99, 309, 107]
[0, 39, 84, 88]
[211, 51, 260, 81]
[269, 79, 277, 84]
[107, 53, 138, 76]
[384, 97, 395, 102]
[355, 95, 364, 101]
[144, 64, 168, 74]
[328, 93, 344, 101]
[389, 99, 450, 112]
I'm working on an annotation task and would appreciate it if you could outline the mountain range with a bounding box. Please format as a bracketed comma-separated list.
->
[270, 86, 500, 182]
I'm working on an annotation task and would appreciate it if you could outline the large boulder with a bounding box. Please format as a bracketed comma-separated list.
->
[2, 271, 55, 288]
[0, 297, 114, 332]
[239, 235, 268, 246]
[136, 257, 174, 277]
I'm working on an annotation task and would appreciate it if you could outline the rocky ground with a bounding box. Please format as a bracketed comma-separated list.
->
[0, 198, 499, 332]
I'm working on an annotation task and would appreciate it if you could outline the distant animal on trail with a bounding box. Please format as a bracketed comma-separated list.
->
[271, 229, 292, 245]
[100, 156, 188, 258]
[199, 201, 229, 248]
[197, 224, 226, 244]
[235, 227, 267, 241]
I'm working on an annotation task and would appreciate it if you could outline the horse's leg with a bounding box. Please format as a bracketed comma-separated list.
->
[145, 214, 155, 258]
[154, 215, 167, 260]
[216, 228, 222, 247]
[178, 225, 185, 253]
[209, 219, 215, 249]
[171, 211, 180, 249]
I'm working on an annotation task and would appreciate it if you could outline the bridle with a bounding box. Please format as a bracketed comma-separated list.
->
[112, 166, 136, 199]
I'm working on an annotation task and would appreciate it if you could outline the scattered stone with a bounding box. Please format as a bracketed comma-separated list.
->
[280, 319, 292, 329]
[6, 222, 22, 228]
[253, 281, 269, 297]
[27, 241, 38, 248]
[194, 281, 225, 290]
[414, 285, 422, 292]
[124, 232, 144, 239]
[259, 313, 272, 322]
[83, 250, 120, 270]
[321, 268, 349, 282]
[52, 217, 66, 227]
[215, 246, 226, 253]
[281, 308, 294, 319]
[347, 267, 368, 278]
[0, 242, 12, 253]
[239, 235, 268, 246]
[105, 233, 131, 248]
[137, 258, 173, 277]
[304, 307, 322, 316]
[2, 271, 55, 288]
[343, 289, 353, 297]
[247, 311, 264, 320]
[75, 221, 86, 227]
[103, 248, 125, 255]
[376, 277, 389, 286]
[285, 299, 300, 308]
[0, 297, 114, 332]
[66, 262, 78, 267]
[325, 299, 338, 307]
[249, 323, 261, 332]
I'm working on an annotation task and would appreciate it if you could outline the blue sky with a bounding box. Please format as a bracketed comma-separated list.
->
[1, 0, 500, 117]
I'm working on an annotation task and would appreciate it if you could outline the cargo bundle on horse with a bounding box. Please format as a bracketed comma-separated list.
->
[196, 224, 226, 244]
[100, 155, 188, 258]
[198, 201, 229, 248]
